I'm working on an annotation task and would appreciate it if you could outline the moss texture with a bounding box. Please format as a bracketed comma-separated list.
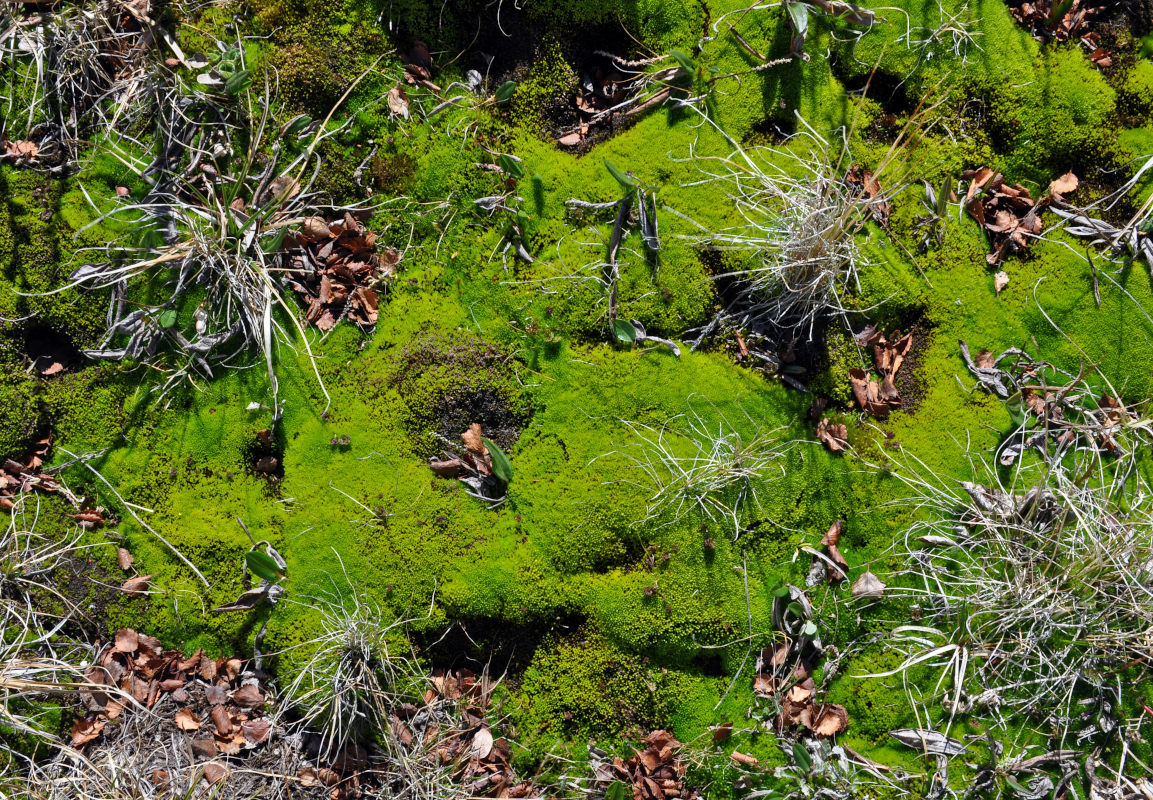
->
[4, 0, 1153, 793]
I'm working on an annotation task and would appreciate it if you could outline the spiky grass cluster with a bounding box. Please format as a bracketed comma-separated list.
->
[279, 587, 425, 762]
[675, 117, 888, 341]
[61, 67, 353, 408]
[0, 498, 99, 786]
[611, 397, 790, 537]
[0, 0, 158, 168]
[879, 447, 1153, 743]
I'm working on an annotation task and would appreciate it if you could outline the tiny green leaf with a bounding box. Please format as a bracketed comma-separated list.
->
[786, 601, 805, 618]
[772, 584, 792, 598]
[605, 782, 631, 800]
[245, 550, 285, 584]
[283, 114, 312, 138]
[158, 309, 178, 329]
[612, 317, 638, 344]
[604, 159, 637, 190]
[498, 154, 524, 180]
[262, 227, 287, 254]
[802, 620, 818, 637]
[482, 437, 513, 485]
[225, 68, 252, 95]
[495, 80, 517, 104]
[786, 1, 809, 34]
[670, 49, 697, 73]
[792, 740, 812, 772]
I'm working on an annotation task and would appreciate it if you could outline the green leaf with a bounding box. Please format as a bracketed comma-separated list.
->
[158, 309, 178, 329]
[498, 154, 524, 180]
[792, 740, 812, 772]
[482, 437, 513, 485]
[605, 782, 631, 800]
[245, 550, 285, 584]
[495, 80, 517, 104]
[262, 227, 287, 254]
[1048, 0, 1073, 24]
[604, 159, 637, 190]
[283, 114, 312, 138]
[786, 601, 805, 618]
[937, 174, 951, 217]
[772, 584, 791, 598]
[802, 620, 818, 637]
[225, 68, 252, 96]
[1005, 776, 1030, 795]
[612, 318, 637, 344]
[786, 1, 809, 34]
[669, 49, 697, 73]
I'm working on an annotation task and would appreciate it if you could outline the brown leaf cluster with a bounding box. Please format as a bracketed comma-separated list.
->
[815, 417, 848, 453]
[403, 41, 442, 92]
[594, 730, 701, 800]
[964, 167, 1078, 266]
[752, 642, 849, 738]
[849, 327, 912, 418]
[0, 436, 75, 509]
[414, 668, 536, 798]
[283, 212, 401, 331]
[558, 58, 684, 148]
[73, 629, 272, 763]
[1009, 1, 1114, 66]
[430, 422, 493, 479]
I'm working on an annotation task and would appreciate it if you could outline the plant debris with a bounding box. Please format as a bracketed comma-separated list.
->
[849, 326, 912, 418]
[590, 729, 702, 800]
[958, 341, 1141, 464]
[815, 417, 848, 452]
[282, 213, 401, 332]
[0, 437, 81, 508]
[1009, 1, 1119, 67]
[73, 629, 272, 759]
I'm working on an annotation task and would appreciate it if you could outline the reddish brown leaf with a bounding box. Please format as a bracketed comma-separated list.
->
[174, 708, 201, 731]
[116, 547, 134, 570]
[120, 574, 152, 596]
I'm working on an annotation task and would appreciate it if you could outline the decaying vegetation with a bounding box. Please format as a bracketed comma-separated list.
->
[4, 0, 1153, 798]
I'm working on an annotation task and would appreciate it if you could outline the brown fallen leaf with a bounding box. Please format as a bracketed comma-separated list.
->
[120, 574, 152, 596]
[471, 726, 494, 759]
[816, 417, 848, 453]
[557, 132, 581, 147]
[202, 762, 228, 785]
[994, 271, 1009, 295]
[116, 547, 134, 570]
[851, 570, 886, 600]
[233, 684, 264, 709]
[175, 708, 201, 731]
[713, 721, 733, 743]
[71, 717, 105, 747]
[1048, 171, 1078, 200]
[114, 628, 138, 653]
[210, 706, 233, 736]
[730, 751, 758, 766]
[388, 85, 410, 119]
[242, 718, 272, 744]
[810, 703, 849, 737]
[820, 520, 843, 547]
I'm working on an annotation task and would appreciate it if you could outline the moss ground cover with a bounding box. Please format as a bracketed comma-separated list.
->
[3, 0, 1153, 796]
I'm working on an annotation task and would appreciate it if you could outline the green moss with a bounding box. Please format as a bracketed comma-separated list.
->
[513, 632, 683, 751]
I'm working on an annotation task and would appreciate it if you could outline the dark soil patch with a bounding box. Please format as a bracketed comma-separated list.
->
[243, 427, 284, 483]
[47, 554, 128, 642]
[415, 612, 587, 680]
[891, 319, 932, 414]
[24, 323, 82, 377]
[390, 331, 533, 459]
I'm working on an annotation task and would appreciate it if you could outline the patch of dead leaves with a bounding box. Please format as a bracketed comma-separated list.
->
[963, 167, 1079, 268]
[72, 628, 273, 761]
[592, 730, 702, 800]
[1009, 1, 1115, 67]
[849, 326, 913, 418]
[283, 212, 401, 332]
